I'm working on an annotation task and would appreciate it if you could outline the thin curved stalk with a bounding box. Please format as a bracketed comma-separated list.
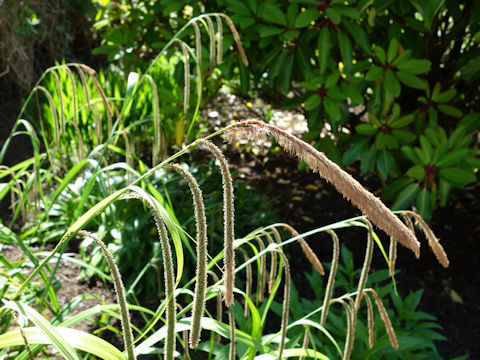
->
[320, 230, 340, 326]
[355, 219, 374, 310]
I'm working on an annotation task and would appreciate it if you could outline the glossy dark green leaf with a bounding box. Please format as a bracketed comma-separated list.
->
[402, 146, 420, 164]
[432, 141, 449, 163]
[365, 65, 383, 81]
[439, 179, 452, 207]
[417, 188, 432, 221]
[342, 137, 370, 165]
[343, 19, 370, 54]
[294, 9, 319, 28]
[406, 164, 426, 179]
[375, 132, 387, 149]
[327, 86, 346, 101]
[439, 167, 476, 187]
[433, 88, 457, 103]
[396, 71, 425, 89]
[419, 135, 433, 163]
[318, 27, 330, 74]
[385, 134, 399, 149]
[281, 29, 300, 41]
[333, 5, 360, 19]
[392, 182, 420, 210]
[374, 46, 386, 64]
[387, 38, 398, 63]
[360, 144, 377, 173]
[377, 149, 394, 181]
[392, 129, 416, 143]
[324, 97, 341, 122]
[396, 59, 431, 74]
[437, 104, 462, 118]
[226, 0, 251, 15]
[258, 25, 284, 38]
[326, 7, 341, 24]
[356, 124, 377, 135]
[436, 149, 470, 168]
[305, 94, 322, 111]
[341, 82, 364, 104]
[261, 3, 287, 25]
[382, 177, 413, 202]
[389, 114, 414, 128]
[384, 69, 401, 97]
[338, 32, 353, 76]
[391, 49, 412, 66]
[282, 53, 294, 92]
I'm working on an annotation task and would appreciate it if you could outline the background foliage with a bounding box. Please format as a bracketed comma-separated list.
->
[92, 0, 480, 221]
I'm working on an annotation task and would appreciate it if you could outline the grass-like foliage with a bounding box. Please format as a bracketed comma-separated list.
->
[0, 13, 448, 360]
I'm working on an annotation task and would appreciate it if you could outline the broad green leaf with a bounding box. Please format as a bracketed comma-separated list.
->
[338, 32, 353, 75]
[360, 144, 377, 173]
[341, 82, 363, 104]
[432, 141, 449, 163]
[436, 149, 470, 168]
[261, 3, 287, 25]
[342, 138, 370, 165]
[377, 149, 394, 181]
[389, 114, 414, 128]
[258, 25, 284, 38]
[318, 27, 331, 74]
[305, 94, 322, 111]
[0, 327, 125, 360]
[356, 124, 377, 135]
[439, 179, 452, 206]
[281, 29, 300, 41]
[324, 97, 341, 122]
[382, 177, 413, 202]
[365, 65, 383, 81]
[396, 59, 431, 74]
[392, 129, 416, 142]
[417, 188, 432, 221]
[396, 71, 425, 89]
[226, 0, 252, 15]
[385, 134, 399, 149]
[433, 88, 457, 103]
[392, 182, 420, 210]
[419, 135, 433, 163]
[343, 19, 370, 54]
[391, 49, 412, 66]
[294, 9, 319, 28]
[406, 165, 426, 179]
[402, 146, 421, 164]
[374, 46, 386, 64]
[3, 302, 80, 360]
[326, 7, 341, 24]
[439, 167, 476, 187]
[387, 38, 398, 63]
[333, 5, 360, 19]
[437, 104, 462, 117]
[375, 132, 387, 149]
[384, 69, 401, 97]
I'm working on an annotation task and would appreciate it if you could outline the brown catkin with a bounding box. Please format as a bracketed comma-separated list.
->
[224, 121, 420, 256]
[404, 210, 449, 268]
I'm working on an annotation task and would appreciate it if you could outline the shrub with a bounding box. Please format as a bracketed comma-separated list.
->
[91, 0, 480, 221]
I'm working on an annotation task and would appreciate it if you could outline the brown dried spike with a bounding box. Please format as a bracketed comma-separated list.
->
[367, 289, 398, 349]
[226, 121, 420, 257]
[279, 223, 325, 276]
[388, 237, 397, 277]
[253, 235, 267, 302]
[404, 210, 449, 268]
[363, 293, 375, 349]
[220, 14, 249, 66]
